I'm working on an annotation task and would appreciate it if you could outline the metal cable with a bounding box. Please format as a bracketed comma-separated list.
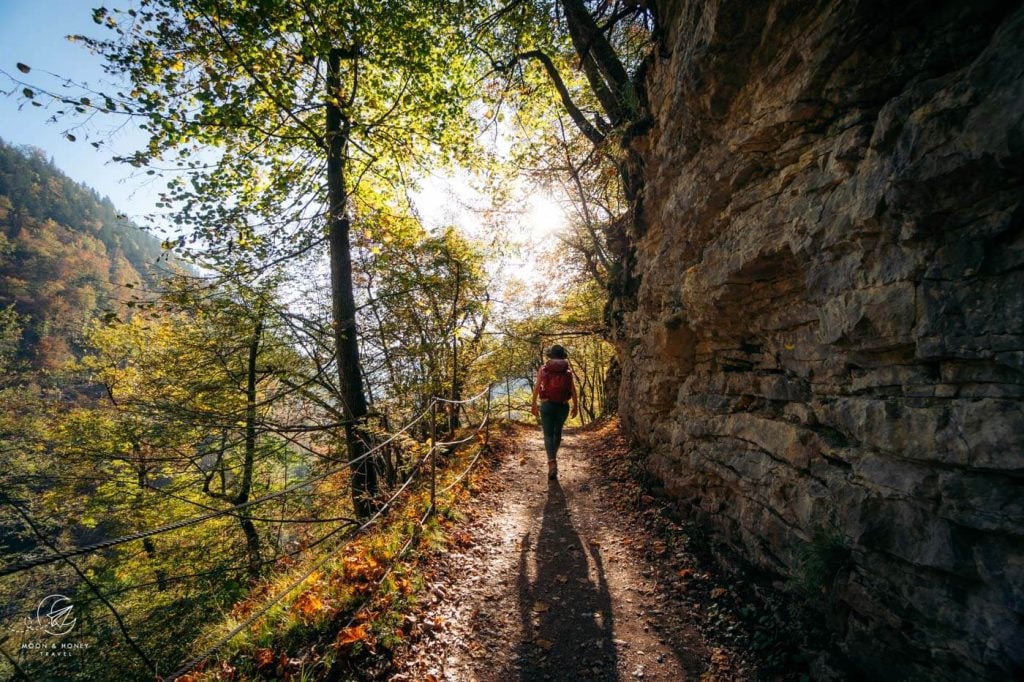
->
[434, 412, 490, 448]
[438, 417, 490, 496]
[0, 402, 436, 578]
[166, 447, 432, 681]
[141, 481, 357, 525]
[55, 516, 360, 613]
[1, 471, 335, 578]
[431, 384, 491, 404]
[3, 387, 494, 678]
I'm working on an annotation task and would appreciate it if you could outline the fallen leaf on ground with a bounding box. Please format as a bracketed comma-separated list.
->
[535, 638, 554, 650]
[294, 590, 324, 618]
[336, 624, 371, 646]
[253, 648, 274, 667]
[711, 587, 728, 599]
[555, 574, 569, 583]
[532, 601, 550, 613]
[710, 647, 730, 665]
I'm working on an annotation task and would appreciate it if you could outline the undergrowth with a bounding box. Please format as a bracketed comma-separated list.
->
[177, 422, 512, 682]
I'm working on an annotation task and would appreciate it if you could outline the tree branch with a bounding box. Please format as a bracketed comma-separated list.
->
[559, 0, 639, 125]
[503, 50, 605, 145]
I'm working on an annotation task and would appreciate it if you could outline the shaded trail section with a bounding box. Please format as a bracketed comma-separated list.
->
[396, 422, 712, 681]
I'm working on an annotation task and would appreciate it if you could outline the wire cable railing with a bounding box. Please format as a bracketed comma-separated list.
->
[438, 418, 491, 496]
[435, 412, 490, 448]
[0, 383, 497, 681]
[433, 384, 492, 404]
[166, 445, 435, 681]
[166, 384, 494, 680]
[0, 400, 440, 579]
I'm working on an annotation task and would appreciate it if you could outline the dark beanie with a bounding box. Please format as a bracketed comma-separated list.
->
[546, 344, 567, 359]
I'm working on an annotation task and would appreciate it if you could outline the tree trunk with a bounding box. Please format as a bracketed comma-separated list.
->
[234, 310, 264, 580]
[326, 47, 376, 517]
[448, 259, 462, 432]
[558, 0, 636, 126]
[236, 310, 263, 505]
[238, 517, 261, 581]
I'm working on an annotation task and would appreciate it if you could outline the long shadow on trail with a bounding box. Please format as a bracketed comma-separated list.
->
[516, 478, 618, 680]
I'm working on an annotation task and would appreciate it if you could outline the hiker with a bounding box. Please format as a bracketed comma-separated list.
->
[530, 344, 579, 480]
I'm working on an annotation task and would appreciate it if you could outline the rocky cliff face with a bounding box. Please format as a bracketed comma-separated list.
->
[616, 1, 1024, 677]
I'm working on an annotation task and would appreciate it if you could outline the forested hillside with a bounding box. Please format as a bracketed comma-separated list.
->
[0, 139, 165, 369]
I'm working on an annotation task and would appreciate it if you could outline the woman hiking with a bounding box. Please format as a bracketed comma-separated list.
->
[530, 344, 579, 480]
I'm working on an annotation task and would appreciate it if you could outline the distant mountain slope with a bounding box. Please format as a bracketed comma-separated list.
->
[0, 139, 167, 369]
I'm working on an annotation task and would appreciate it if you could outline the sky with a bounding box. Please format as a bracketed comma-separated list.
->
[0, 0, 165, 222]
[0, 1, 569, 281]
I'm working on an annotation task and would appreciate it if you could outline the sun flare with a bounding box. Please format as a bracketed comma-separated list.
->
[524, 193, 569, 244]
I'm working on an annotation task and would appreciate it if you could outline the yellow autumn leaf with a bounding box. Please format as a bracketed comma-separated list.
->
[294, 590, 324, 618]
[336, 624, 371, 646]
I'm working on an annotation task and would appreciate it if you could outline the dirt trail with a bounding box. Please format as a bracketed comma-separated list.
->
[395, 423, 715, 681]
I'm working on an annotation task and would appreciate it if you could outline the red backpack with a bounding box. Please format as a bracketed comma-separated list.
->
[539, 360, 573, 403]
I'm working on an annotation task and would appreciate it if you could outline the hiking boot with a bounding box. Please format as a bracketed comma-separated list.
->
[547, 459, 557, 480]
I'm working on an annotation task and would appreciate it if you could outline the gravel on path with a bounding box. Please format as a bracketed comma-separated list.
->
[393, 421, 721, 682]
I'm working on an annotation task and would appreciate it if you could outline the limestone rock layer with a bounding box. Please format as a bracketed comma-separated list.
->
[618, 1, 1024, 677]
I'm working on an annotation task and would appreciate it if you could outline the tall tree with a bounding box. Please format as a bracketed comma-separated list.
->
[58, 0, 489, 515]
[356, 226, 490, 432]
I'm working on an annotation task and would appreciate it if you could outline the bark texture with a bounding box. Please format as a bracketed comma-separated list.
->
[326, 47, 375, 517]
